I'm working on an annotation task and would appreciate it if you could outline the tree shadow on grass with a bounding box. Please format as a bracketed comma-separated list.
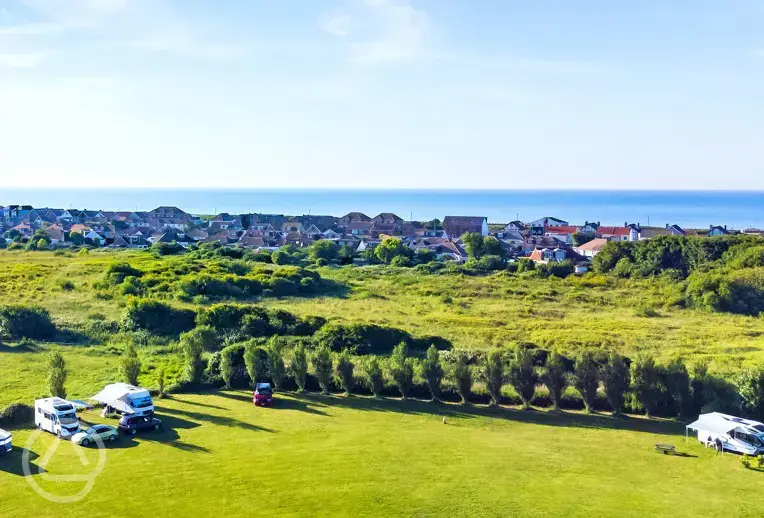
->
[157, 405, 276, 434]
[163, 395, 227, 410]
[285, 392, 686, 437]
[0, 448, 46, 477]
[271, 396, 329, 416]
[0, 342, 42, 353]
[78, 413, 210, 453]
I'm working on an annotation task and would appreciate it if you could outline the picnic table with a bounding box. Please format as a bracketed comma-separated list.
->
[655, 443, 676, 455]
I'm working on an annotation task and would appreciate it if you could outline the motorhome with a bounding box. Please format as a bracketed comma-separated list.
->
[91, 383, 154, 416]
[686, 412, 764, 455]
[34, 398, 81, 438]
[0, 428, 11, 455]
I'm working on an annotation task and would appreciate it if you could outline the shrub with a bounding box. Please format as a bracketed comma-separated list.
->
[418, 345, 443, 402]
[290, 344, 308, 392]
[58, 279, 75, 291]
[105, 262, 143, 285]
[180, 328, 215, 383]
[452, 352, 472, 404]
[572, 349, 599, 413]
[47, 351, 67, 398]
[600, 352, 631, 416]
[310, 241, 340, 262]
[482, 350, 505, 406]
[335, 351, 355, 395]
[507, 346, 538, 409]
[122, 299, 196, 336]
[311, 346, 333, 394]
[156, 368, 166, 398]
[269, 278, 298, 297]
[0, 305, 56, 340]
[388, 342, 415, 400]
[314, 322, 425, 355]
[120, 344, 142, 386]
[541, 352, 568, 411]
[0, 403, 35, 426]
[363, 357, 385, 398]
[663, 358, 692, 417]
[315, 258, 329, 267]
[391, 255, 413, 268]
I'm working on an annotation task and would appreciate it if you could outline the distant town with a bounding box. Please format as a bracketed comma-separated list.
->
[1, 204, 762, 265]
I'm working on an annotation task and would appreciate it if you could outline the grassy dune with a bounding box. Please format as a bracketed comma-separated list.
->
[2, 391, 763, 517]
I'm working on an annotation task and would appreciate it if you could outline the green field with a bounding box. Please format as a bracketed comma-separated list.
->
[2, 391, 763, 517]
[2, 249, 764, 516]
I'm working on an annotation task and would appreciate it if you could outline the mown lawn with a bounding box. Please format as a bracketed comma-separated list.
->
[1, 391, 762, 517]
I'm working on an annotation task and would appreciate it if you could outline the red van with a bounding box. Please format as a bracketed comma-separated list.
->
[253, 383, 273, 406]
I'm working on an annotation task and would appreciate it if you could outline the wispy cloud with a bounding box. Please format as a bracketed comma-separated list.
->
[0, 52, 49, 68]
[320, 0, 429, 64]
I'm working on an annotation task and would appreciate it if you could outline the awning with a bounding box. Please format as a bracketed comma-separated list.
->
[687, 417, 738, 435]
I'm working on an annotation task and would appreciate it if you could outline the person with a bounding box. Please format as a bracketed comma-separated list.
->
[714, 437, 723, 456]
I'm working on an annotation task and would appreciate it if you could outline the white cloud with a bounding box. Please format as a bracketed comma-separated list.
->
[0, 52, 48, 67]
[320, 0, 429, 63]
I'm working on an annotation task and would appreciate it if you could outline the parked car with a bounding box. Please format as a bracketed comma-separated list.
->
[72, 425, 118, 447]
[253, 383, 273, 406]
[0, 428, 12, 455]
[118, 415, 162, 435]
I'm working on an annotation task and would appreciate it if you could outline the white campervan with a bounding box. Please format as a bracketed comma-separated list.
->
[34, 398, 81, 438]
[0, 428, 12, 455]
[91, 383, 154, 416]
[687, 412, 764, 455]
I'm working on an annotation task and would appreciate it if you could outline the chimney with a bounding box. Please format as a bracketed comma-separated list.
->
[724, 225, 727, 230]
[666, 224, 669, 229]
[710, 225, 713, 230]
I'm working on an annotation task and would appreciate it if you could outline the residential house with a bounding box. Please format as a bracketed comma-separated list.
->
[149, 206, 191, 229]
[323, 229, 342, 239]
[581, 221, 600, 234]
[370, 222, 399, 239]
[185, 228, 209, 242]
[505, 221, 527, 232]
[297, 215, 338, 232]
[666, 224, 686, 236]
[596, 226, 631, 242]
[110, 236, 129, 248]
[637, 227, 671, 240]
[281, 220, 304, 233]
[443, 216, 488, 238]
[708, 225, 729, 237]
[237, 231, 266, 249]
[84, 230, 106, 247]
[11, 222, 33, 237]
[339, 212, 371, 225]
[302, 225, 323, 240]
[544, 225, 579, 245]
[44, 224, 66, 245]
[522, 236, 565, 254]
[573, 238, 609, 258]
[530, 217, 569, 228]
[494, 229, 524, 248]
[529, 247, 585, 263]
[372, 213, 404, 225]
[346, 221, 373, 237]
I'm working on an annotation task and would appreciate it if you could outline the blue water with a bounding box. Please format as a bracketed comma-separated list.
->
[1, 189, 763, 229]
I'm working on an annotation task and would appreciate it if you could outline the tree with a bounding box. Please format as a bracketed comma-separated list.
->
[572, 232, 596, 246]
[572, 349, 599, 412]
[312, 346, 333, 394]
[482, 236, 506, 259]
[335, 351, 355, 395]
[482, 350, 505, 406]
[507, 346, 538, 409]
[220, 347, 234, 389]
[120, 343, 141, 386]
[736, 366, 764, 419]
[375, 237, 406, 264]
[452, 352, 473, 404]
[461, 232, 484, 258]
[388, 342, 415, 400]
[415, 248, 436, 264]
[600, 352, 630, 416]
[271, 250, 292, 265]
[632, 354, 660, 417]
[541, 352, 568, 411]
[244, 345, 269, 387]
[47, 351, 67, 398]
[290, 344, 308, 392]
[338, 245, 354, 265]
[180, 327, 217, 383]
[310, 240, 340, 263]
[664, 358, 691, 417]
[156, 368, 166, 399]
[418, 345, 443, 402]
[363, 357, 385, 398]
[268, 344, 287, 389]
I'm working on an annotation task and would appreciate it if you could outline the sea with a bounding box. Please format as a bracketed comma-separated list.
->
[1, 189, 763, 230]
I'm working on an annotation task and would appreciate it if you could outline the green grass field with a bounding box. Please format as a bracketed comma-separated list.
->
[2, 391, 762, 517]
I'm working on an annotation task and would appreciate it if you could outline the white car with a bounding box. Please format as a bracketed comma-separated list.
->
[0, 428, 12, 455]
[71, 425, 118, 447]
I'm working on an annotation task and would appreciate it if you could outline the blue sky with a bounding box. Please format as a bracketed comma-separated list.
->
[0, 0, 763, 189]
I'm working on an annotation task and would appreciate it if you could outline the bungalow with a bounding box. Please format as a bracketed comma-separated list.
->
[504, 221, 526, 232]
[303, 225, 323, 240]
[443, 216, 488, 238]
[45, 224, 65, 244]
[322, 228, 342, 239]
[84, 230, 106, 247]
[237, 232, 266, 249]
[666, 224, 686, 236]
[346, 221, 373, 236]
[110, 235, 129, 248]
[297, 215, 338, 232]
[185, 228, 209, 242]
[339, 212, 371, 225]
[529, 247, 585, 263]
[370, 222, 399, 238]
[522, 236, 565, 254]
[11, 222, 33, 237]
[495, 229, 525, 248]
[708, 225, 729, 237]
[573, 238, 609, 258]
[281, 220, 304, 233]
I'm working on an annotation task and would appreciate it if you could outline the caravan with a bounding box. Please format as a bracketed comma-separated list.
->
[91, 383, 154, 416]
[0, 428, 12, 455]
[687, 412, 764, 455]
[34, 398, 81, 438]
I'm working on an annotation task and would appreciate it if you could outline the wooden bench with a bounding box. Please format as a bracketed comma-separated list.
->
[655, 443, 676, 455]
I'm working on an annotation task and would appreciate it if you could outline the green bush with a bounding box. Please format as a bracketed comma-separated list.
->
[314, 321, 436, 355]
[0, 403, 35, 426]
[0, 305, 56, 340]
[122, 299, 196, 336]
